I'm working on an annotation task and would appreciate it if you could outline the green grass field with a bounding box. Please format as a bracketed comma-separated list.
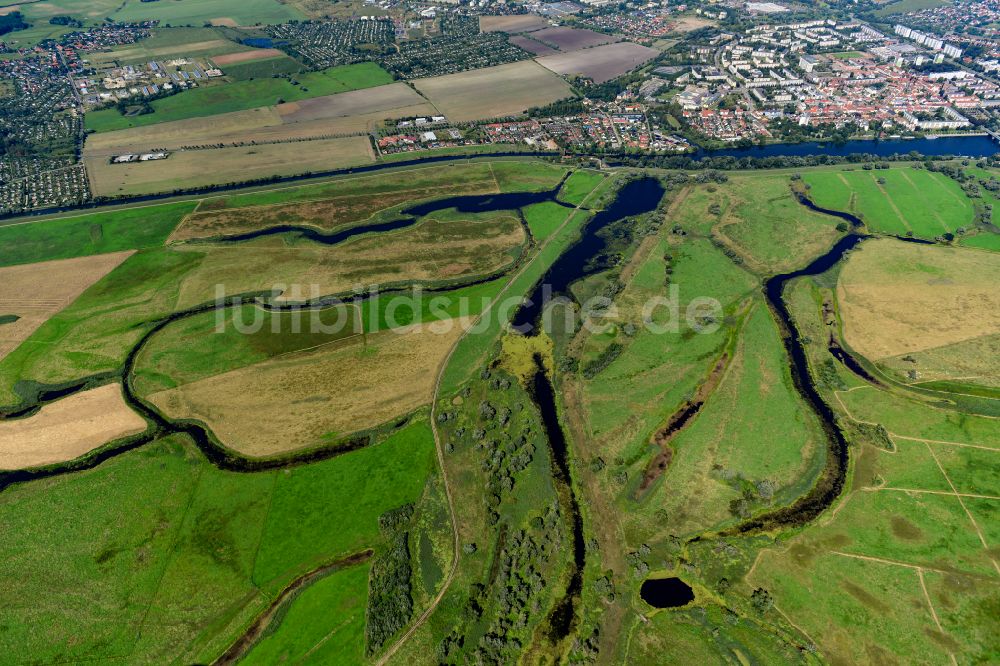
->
[802, 167, 974, 238]
[0, 423, 433, 663]
[874, 0, 950, 16]
[558, 169, 605, 206]
[721, 173, 843, 272]
[0, 202, 194, 268]
[84, 27, 250, 67]
[220, 55, 305, 81]
[241, 562, 370, 665]
[85, 62, 393, 132]
[111, 0, 302, 25]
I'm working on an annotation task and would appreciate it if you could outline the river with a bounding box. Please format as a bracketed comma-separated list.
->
[697, 134, 999, 159]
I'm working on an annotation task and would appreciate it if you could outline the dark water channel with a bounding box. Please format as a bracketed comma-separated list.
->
[514, 177, 666, 641]
[639, 577, 695, 608]
[511, 177, 666, 332]
[210, 185, 574, 245]
[735, 195, 868, 532]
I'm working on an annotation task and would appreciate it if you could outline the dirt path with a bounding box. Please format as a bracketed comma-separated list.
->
[375, 174, 610, 666]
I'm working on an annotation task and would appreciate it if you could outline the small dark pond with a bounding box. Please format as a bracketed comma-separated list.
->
[640, 577, 695, 608]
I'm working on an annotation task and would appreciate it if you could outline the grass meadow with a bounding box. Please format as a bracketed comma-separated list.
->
[0, 423, 433, 662]
[802, 167, 974, 238]
[719, 173, 843, 272]
[85, 63, 392, 132]
[0, 202, 194, 268]
[240, 562, 370, 664]
[111, 0, 303, 26]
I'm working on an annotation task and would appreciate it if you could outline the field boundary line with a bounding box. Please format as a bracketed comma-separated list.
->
[923, 441, 1000, 576]
[892, 434, 1000, 452]
[374, 173, 608, 666]
[829, 550, 953, 575]
[865, 486, 1000, 500]
[899, 170, 950, 234]
[917, 569, 958, 666]
[924, 170, 971, 209]
[868, 172, 912, 232]
[130, 464, 207, 657]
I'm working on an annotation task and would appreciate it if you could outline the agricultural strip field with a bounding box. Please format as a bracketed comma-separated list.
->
[509, 35, 559, 56]
[802, 166, 974, 237]
[84, 82, 429, 156]
[85, 136, 375, 197]
[0, 252, 134, 361]
[211, 48, 287, 65]
[168, 208, 526, 305]
[148, 318, 470, 456]
[478, 14, 550, 33]
[0, 424, 434, 662]
[529, 26, 618, 51]
[0, 160, 567, 404]
[109, 0, 303, 26]
[84, 27, 254, 67]
[84, 62, 394, 132]
[536, 42, 660, 83]
[0, 384, 145, 469]
[412, 61, 575, 123]
[0, 202, 195, 267]
[837, 238, 1000, 361]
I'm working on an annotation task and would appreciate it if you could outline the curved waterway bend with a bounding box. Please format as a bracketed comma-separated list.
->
[206, 183, 575, 245]
[515, 177, 667, 642]
[729, 196, 867, 533]
[0, 177, 582, 491]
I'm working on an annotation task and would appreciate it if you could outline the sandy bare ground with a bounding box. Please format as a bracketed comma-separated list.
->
[479, 15, 549, 33]
[0, 384, 146, 470]
[0, 252, 134, 362]
[838, 239, 1000, 360]
[149, 318, 471, 456]
[212, 48, 284, 65]
[536, 42, 659, 83]
[413, 61, 573, 123]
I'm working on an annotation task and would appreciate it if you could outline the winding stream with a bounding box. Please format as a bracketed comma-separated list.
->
[207, 185, 575, 245]
[0, 184, 582, 492]
[515, 177, 667, 642]
[728, 195, 868, 533]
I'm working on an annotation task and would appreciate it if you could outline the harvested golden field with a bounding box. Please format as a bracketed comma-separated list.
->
[838, 239, 1000, 360]
[479, 14, 549, 33]
[149, 318, 470, 456]
[85, 107, 282, 156]
[170, 175, 499, 241]
[83, 83, 434, 156]
[86, 136, 374, 197]
[0, 251, 134, 362]
[172, 211, 525, 306]
[412, 61, 574, 122]
[212, 48, 284, 64]
[0, 384, 146, 470]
